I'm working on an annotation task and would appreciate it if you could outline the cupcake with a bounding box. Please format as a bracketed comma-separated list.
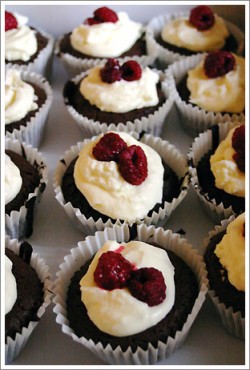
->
[5, 138, 48, 240]
[5, 10, 54, 77]
[167, 51, 245, 135]
[55, 6, 155, 76]
[203, 213, 245, 339]
[63, 58, 173, 137]
[53, 224, 208, 365]
[5, 236, 52, 364]
[146, 5, 245, 68]
[54, 131, 189, 235]
[188, 121, 245, 223]
[5, 68, 53, 148]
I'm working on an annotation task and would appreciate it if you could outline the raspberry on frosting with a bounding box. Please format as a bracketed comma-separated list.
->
[100, 59, 142, 83]
[189, 5, 215, 31]
[120, 60, 142, 81]
[92, 132, 127, 161]
[204, 51, 236, 78]
[232, 125, 245, 173]
[5, 11, 18, 32]
[84, 6, 118, 25]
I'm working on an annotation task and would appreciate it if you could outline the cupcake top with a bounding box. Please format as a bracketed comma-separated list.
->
[80, 239, 175, 336]
[73, 132, 164, 222]
[161, 5, 229, 52]
[79, 59, 159, 113]
[5, 153, 22, 205]
[214, 213, 245, 292]
[5, 69, 38, 125]
[210, 125, 245, 197]
[187, 51, 245, 113]
[5, 255, 17, 315]
[70, 7, 142, 58]
[5, 11, 37, 62]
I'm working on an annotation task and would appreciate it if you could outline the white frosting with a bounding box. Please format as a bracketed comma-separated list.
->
[74, 132, 164, 222]
[161, 14, 229, 52]
[80, 66, 159, 113]
[187, 54, 245, 113]
[5, 255, 17, 315]
[5, 69, 38, 125]
[5, 12, 37, 62]
[70, 12, 142, 58]
[5, 154, 23, 205]
[80, 240, 175, 336]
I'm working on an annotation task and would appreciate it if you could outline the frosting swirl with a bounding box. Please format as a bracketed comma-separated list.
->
[80, 240, 175, 336]
[5, 154, 23, 205]
[5, 255, 17, 314]
[70, 12, 142, 58]
[73, 132, 164, 222]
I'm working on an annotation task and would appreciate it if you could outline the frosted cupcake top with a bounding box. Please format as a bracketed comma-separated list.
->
[5, 255, 17, 314]
[70, 7, 142, 58]
[5, 11, 37, 62]
[73, 132, 164, 222]
[80, 240, 175, 336]
[5, 154, 22, 205]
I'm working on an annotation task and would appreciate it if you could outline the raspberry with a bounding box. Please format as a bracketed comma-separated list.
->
[204, 51, 236, 78]
[128, 267, 166, 306]
[189, 5, 215, 31]
[121, 61, 142, 82]
[100, 58, 122, 83]
[5, 11, 18, 32]
[94, 251, 133, 290]
[84, 17, 101, 25]
[94, 7, 118, 23]
[118, 145, 148, 185]
[232, 125, 245, 173]
[92, 132, 127, 162]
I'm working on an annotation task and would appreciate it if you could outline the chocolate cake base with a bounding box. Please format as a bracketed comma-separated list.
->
[58, 32, 147, 60]
[66, 247, 199, 352]
[5, 82, 47, 134]
[204, 230, 245, 316]
[5, 245, 44, 342]
[61, 156, 183, 223]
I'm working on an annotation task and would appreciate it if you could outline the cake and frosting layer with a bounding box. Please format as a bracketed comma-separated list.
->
[215, 213, 245, 291]
[80, 240, 175, 336]
[5, 12, 37, 61]
[79, 65, 159, 113]
[187, 54, 245, 113]
[5, 154, 23, 205]
[5, 256, 17, 315]
[70, 12, 142, 58]
[73, 132, 164, 221]
[5, 69, 38, 125]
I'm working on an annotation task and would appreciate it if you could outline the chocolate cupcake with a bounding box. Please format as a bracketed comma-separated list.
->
[5, 68, 53, 148]
[53, 224, 208, 365]
[5, 138, 48, 240]
[55, 6, 154, 76]
[188, 121, 245, 222]
[146, 5, 244, 68]
[5, 10, 54, 77]
[166, 52, 245, 136]
[63, 59, 173, 137]
[54, 132, 189, 235]
[5, 236, 52, 363]
[203, 214, 245, 339]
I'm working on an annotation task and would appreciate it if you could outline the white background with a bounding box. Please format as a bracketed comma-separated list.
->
[3, 2, 246, 367]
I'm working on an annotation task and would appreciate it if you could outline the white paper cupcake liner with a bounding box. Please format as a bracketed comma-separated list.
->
[53, 223, 208, 365]
[146, 11, 245, 68]
[5, 235, 53, 364]
[5, 69, 53, 148]
[63, 68, 174, 138]
[188, 121, 245, 223]
[54, 28, 155, 78]
[166, 53, 245, 136]
[201, 216, 245, 340]
[6, 27, 54, 77]
[54, 132, 189, 236]
[5, 138, 48, 240]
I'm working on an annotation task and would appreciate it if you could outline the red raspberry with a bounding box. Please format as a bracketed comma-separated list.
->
[94, 7, 118, 23]
[5, 11, 18, 32]
[189, 5, 215, 31]
[121, 61, 142, 82]
[232, 125, 245, 173]
[100, 58, 122, 84]
[92, 132, 127, 162]
[94, 251, 133, 290]
[204, 51, 236, 78]
[128, 267, 166, 307]
[84, 17, 101, 25]
[118, 145, 148, 185]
